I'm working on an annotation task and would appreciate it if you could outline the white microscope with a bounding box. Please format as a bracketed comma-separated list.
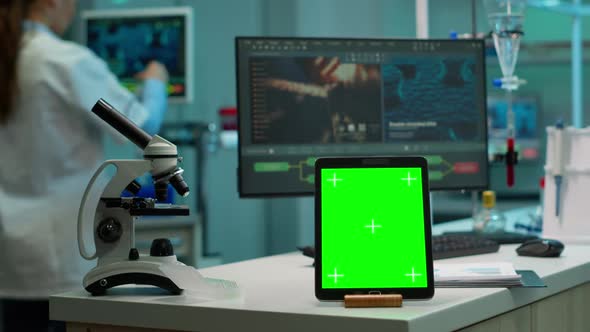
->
[77, 98, 195, 296]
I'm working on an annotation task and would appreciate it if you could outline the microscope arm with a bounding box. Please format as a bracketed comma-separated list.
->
[100, 160, 152, 197]
[78, 159, 152, 260]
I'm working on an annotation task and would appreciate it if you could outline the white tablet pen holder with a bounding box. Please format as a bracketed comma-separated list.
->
[543, 126, 590, 243]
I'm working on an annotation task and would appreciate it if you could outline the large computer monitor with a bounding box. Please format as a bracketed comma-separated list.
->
[82, 7, 193, 102]
[236, 37, 489, 197]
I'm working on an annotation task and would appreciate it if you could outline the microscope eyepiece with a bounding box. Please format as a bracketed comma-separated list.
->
[92, 99, 153, 150]
[170, 173, 190, 198]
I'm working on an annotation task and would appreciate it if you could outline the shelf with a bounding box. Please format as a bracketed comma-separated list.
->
[527, 0, 586, 127]
[486, 40, 590, 65]
[528, 1, 590, 16]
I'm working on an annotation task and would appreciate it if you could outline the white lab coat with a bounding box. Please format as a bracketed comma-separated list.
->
[0, 26, 151, 298]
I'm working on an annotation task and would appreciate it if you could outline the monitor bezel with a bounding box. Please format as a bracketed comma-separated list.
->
[235, 36, 490, 198]
[81, 7, 194, 103]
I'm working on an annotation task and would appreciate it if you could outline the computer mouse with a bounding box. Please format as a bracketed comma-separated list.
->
[516, 238, 564, 257]
[297, 246, 315, 258]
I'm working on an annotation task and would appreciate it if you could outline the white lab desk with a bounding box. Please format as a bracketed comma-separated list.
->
[50, 208, 590, 332]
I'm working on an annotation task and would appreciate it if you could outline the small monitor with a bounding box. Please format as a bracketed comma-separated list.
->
[236, 37, 489, 197]
[487, 96, 541, 162]
[82, 7, 193, 102]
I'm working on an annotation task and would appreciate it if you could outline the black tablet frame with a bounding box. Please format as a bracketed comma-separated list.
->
[314, 156, 434, 300]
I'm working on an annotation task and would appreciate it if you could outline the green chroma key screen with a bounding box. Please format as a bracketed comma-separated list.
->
[321, 167, 428, 289]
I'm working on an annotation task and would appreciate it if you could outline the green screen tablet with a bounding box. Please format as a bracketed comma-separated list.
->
[315, 157, 434, 300]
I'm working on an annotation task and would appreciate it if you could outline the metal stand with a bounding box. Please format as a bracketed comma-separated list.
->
[160, 122, 219, 258]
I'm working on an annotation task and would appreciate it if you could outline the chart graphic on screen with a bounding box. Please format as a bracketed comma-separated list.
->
[253, 155, 465, 186]
[320, 167, 428, 289]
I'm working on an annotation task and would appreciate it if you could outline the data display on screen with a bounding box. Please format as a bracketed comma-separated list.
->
[320, 167, 428, 289]
[236, 38, 489, 196]
[83, 8, 192, 101]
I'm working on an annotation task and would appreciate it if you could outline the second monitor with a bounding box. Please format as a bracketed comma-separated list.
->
[236, 37, 489, 196]
[82, 7, 193, 102]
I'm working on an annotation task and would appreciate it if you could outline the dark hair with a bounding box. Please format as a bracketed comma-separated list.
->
[0, 0, 34, 125]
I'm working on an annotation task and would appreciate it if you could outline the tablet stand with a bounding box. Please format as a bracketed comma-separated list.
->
[344, 294, 403, 308]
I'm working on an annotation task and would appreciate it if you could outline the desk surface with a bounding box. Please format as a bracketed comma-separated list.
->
[50, 209, 590, 332]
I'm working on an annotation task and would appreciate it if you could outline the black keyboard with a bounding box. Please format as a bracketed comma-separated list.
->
[442, 231, 538, 244]
[298, 234, 500, 261]
[432, 234, 500, 260]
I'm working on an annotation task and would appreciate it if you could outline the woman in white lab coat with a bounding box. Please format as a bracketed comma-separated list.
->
[0, 0, 170, 330]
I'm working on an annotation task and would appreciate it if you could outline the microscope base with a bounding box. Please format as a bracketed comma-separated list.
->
[83, 256, 191, 296]
[83, 255, 240, 300]
[85, 272, 182, 296]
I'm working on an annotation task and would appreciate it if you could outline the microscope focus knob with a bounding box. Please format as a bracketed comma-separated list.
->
[128, 248, 140, 261]
[125, 180, 142, 196]
[97, 218, 122, 243]
[150, 238, 174, 257]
